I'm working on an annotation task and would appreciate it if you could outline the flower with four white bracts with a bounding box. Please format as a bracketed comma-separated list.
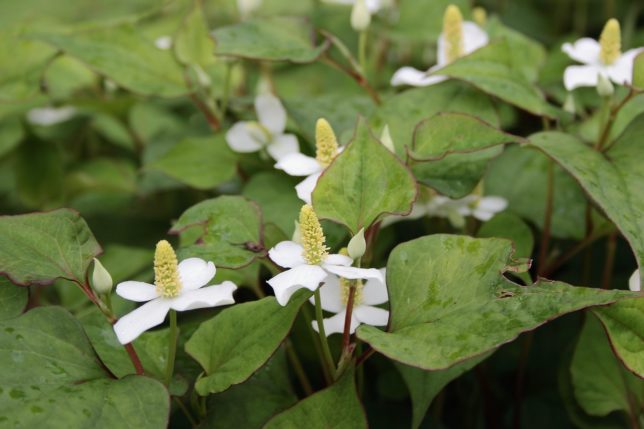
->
[267, 205, 384, 306]
[226, 93, 299, 161]
[275, 118, 341, 204]
[311, 269, 389, 336]
[391, 4, 488, 87]
[562, 18, 644, 91]
[113, 240, 237, 344]
[629, 269, 641, 292]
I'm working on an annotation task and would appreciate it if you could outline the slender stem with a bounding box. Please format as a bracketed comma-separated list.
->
[342, 284, 357, 351]
[356, 347, 374, 366]
[597, 89, 637, 151]
[537, 160, 555, 276]
[302, 305, 332, 384]
[124, 343, 145, 375]
[164, 310, 179, 386]
[320, 55, 381, 105]
[513, 331, 534, 429]
[314, 289, 336, 376]
[103, 292, 113, 313]
[173, 397, 198, 428]
[285, 340, 314, 396]
[601, 231, 618, 289]
[358, 30, 368, 74]
[541, 233, 600, 278]
[220, 61, 232, 117]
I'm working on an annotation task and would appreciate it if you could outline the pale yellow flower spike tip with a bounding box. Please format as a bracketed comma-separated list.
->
[299, 205, 329, 265]
[154, 240, 182, 298]
[443, 5, 464, 63]
[472, 7, 487, 26]
[599, 18, 621, 65]
[315, 118, 338, 167]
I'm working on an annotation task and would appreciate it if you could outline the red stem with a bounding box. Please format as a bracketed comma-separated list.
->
[342, 284, 357, 351]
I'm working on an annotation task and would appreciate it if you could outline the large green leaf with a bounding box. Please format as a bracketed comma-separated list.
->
[149, 135, 237, 190]
[203, 348, 297, 429]
[371, 81, 498, 156]
[0, 209, 102, 285]
[35, 24, 188, 97]
[264, 369, 367, 429]
[0, 277, 28, 321]
[0, 307, 169, 428]
[357, 235, 634, 370]
[593, 299, 644, 378]
[485, 145, 587, 239]
[243, 171, 301, 236]
[396, 352, 491, 429]
[409, 113, 522, 197]
[212, 17, 328, 63]
[171, 196, 263, 269]
[186, 293, 309, 395]
[436, 41, 557, 117]
[529, 118, 644, 286]
[570, 313, 643, 417]
[312, 118, 417, 233]
[174, 1, 215, 67]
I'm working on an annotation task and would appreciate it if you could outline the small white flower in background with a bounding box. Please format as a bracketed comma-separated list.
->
[226, 93, 299, 161]
[561, 18, 644, 91]
[322, 0, 386, 14]
[267, 205, 384, 306]
[26, 106, 77, 126]
[154, 35, 172, 50]
[629, 269, 640, 292]
[351, 0, 371, 32]
[275, 118, 341, 204]
[113, 240, 237, 344]
[391, 4, 488, 87]
[237, 0, 262, 19]
[311, 269, 389, 336]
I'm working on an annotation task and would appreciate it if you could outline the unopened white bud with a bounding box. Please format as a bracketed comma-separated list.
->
[351, 0, 371, 32]
[91, 258, 113, 294]
[348, 228, 366, 259]
[596, 73, 614, 97]
[629, 269, 640, 292]
[380, 125, 395, 152]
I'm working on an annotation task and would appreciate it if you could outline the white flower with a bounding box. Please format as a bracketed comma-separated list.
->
[561, 18, 644, 91]
[267, 205, 384, 306]
[26, 106, 77, 126]
[322, 0, 386, 14]
[629, 269, 640, 292]
[113, 240, 237, 344]
[391, 5, 488, 87]
[311, 269, 389, 336]
[237, 0, 262, 18]
[226, 93, 299, 161]
[275, 118, 340, 204]
[154, 35, 172, 50]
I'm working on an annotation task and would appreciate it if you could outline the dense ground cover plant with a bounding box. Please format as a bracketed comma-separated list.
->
[0, 0, 643, 427]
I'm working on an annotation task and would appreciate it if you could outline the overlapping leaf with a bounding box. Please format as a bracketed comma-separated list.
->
[357, 235, 634, 370]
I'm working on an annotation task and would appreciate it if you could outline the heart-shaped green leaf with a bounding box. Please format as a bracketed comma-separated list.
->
[171, 196, 263, 269]
[186, 292, 309, 395]
[357, 235, 634, 370]
[264, 369, 367, 428]
[212, 17, 328, 63]
[312, 118, 417, 233]
[0, 209, 101, 285]
[529, 116, 644, 286]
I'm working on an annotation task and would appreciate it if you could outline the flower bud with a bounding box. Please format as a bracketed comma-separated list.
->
[629, 269, 640, 292]
[472, 7, 487, 26]
[599, 18, 621, 65]
[596, 73, 614, 97]
[633, 52, 644, 90]
[380, 125, 395, 153]
[563, 93, 576, 114]
[351, 0, 371, 32]
[348, 228, 366, 260]
[91, 258, 113, 295]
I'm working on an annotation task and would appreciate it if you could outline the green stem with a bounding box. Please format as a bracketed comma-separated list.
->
[314, 289, 336, 376]
[220, 61, 232, 116]
[600, 231, 617, 290]
[164, 310, 179, 386]
[358, 30, 368, 75]
[173, 397, 198, 428]
[302, 305, 332, 384]
[537, 160, 554, 276]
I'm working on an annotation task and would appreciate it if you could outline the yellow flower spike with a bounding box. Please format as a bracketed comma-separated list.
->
[443, 5, 464, 64]
[472, 7, 487, 26]
[154, 240, 182, 298]
[599, 18, 621, 65]
[299, 205, 329, 265]
[340, 278, 364, 306]
[315, 118, 339, 167]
